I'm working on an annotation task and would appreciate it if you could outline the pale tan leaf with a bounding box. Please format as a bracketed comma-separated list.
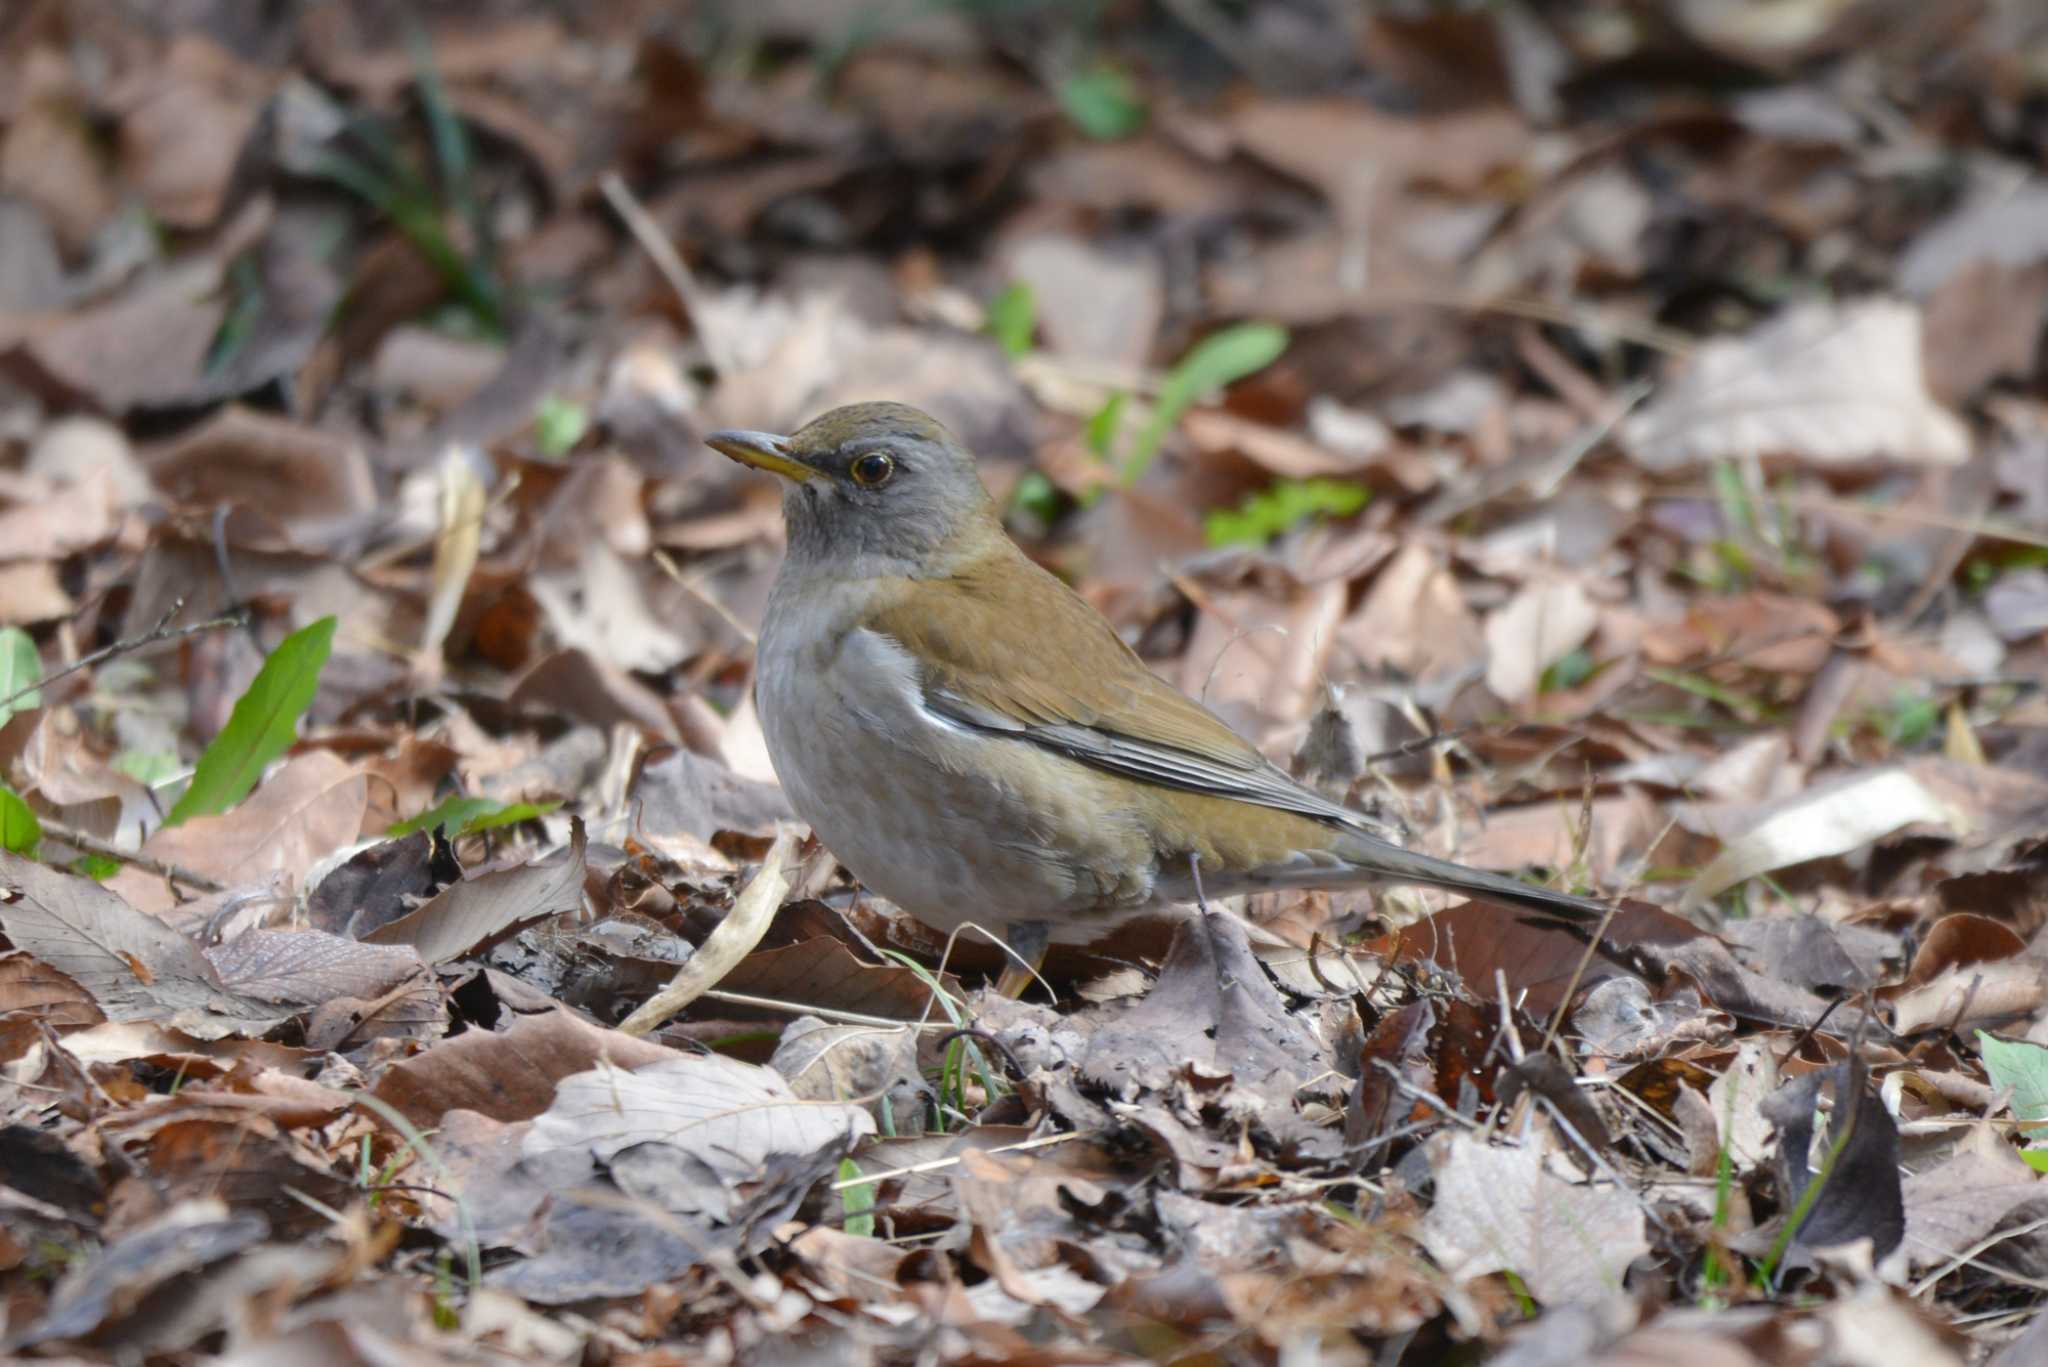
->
[1624, 299, 1969, 469]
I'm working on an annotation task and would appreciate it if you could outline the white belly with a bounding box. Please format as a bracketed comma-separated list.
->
[754, 590, 1161, 941]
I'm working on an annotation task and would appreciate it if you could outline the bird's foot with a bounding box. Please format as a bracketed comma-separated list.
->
[993, 920, 1051, 999]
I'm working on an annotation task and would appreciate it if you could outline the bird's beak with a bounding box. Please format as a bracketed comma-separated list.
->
[706, 429, 818, 483]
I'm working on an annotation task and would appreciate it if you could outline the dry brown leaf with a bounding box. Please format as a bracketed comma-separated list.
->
[1624, 299, 1970, 469]
[141, 405, 377, 523]
[1421, 1124, 1647, 1305]
[1001, 233, 1162, 369]
[364, 818, 587, 964]
[121, 751, 368, 913]
[112, 36, 266, 229]
[0, 853, 286, 1038]
[1483, 578, 1599, 705]
[372, 1003, 678, 1128]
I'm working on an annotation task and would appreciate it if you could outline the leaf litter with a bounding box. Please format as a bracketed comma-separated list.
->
[1, 3, 2047, 1363]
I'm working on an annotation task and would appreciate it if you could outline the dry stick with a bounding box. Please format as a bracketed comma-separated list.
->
[1910, 1214, 2048, 1298]
[617, 830, 796, 1035]
[1537, 897, 1625, 1058]
[0, 601, 245, 717]
[598, 171, 735, 376]
[829, 1130, 1086, 1192]
[695, 988, 952, 1032]
[35, 818, 227, 893]
[652, 548, 757, 648]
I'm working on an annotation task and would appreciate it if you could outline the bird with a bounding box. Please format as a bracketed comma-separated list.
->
[707, 402, 1610, 985]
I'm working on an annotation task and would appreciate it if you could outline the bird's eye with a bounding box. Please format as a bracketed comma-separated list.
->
[849, 452, 896, 487]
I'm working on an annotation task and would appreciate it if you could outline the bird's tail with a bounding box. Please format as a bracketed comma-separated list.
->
[1329, 828, 1610, 925]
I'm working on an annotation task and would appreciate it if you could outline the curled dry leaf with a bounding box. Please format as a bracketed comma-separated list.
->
[1682, 767, 1963, 910]
[1759, 1056, 1904, 1261]
[526, 1052, 874, 1174]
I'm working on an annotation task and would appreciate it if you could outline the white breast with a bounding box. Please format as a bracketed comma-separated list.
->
[753, 584, 1161, 940]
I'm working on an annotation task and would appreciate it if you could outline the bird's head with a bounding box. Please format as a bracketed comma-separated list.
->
[707, 402, 999, 575]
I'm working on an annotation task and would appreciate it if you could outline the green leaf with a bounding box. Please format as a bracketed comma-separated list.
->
[1123, 322, 1288, 485]
[986, 282, 1037, 359]
[0, 782, 39, 855]
[533, 395, 589, 459]
[1005, 470, 1061, 530]
[2023, 1147, 2048, 1175]
[1084, 393, 1126, 460]
[74, 854, 120, 881]
[115, 750, 183, 788]
[837, 1157, 876, 1238]
[1057, 64, 1145, 140]
[1978, 1031, 2048, 1126]
[389, 795, 558, 838]
[1881, 688, 1940, 748]
[1540, 647, 1598, 694]
[1202, 478, 1370, 549]
[165, 616, 336, 826]
[0, 627, 41, 730]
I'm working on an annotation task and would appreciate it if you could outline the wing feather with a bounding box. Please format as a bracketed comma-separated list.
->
[866, 552, 1376, 832]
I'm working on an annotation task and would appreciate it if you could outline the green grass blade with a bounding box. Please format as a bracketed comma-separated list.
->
[0, 782, 39, 855]
[165, 616, 336, 826]
[837, 1157, 876, 1237]
[0, 627, 41, 729]
[1122, 322, 1288, 485]
[389, 795, 559, 838]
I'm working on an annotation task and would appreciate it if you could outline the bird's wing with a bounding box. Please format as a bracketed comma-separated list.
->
[863, 553, 1371, 831]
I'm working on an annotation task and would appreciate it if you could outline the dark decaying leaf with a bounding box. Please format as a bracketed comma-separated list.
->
[304, 827, 462, 936]
[11, 1202, 268, 1350]
[1080, 911, 1332, 1099]
[0, 1124, 103, 1222]
[363, 817, 587, 963]
[1759, 1056, 1905, 1261]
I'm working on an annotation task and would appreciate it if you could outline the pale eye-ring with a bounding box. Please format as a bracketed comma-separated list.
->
[849, 451, 896, 487]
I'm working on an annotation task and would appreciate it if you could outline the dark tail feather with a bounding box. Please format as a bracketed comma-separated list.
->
[1332, 830, 1611, 925]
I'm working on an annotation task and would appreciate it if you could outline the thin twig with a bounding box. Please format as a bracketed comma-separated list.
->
[0, 602, 245, 717]
[652, 548, 757, 648]
[829, 1130, 1087, 1191]
[35, 818, 226, 893]
[1540, 897, 1624, 1057]
[599, 171, 733, 375]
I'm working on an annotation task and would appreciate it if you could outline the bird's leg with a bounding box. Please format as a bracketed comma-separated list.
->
[994, 920, 1051, 999]
[1187, 851, 1212, 916]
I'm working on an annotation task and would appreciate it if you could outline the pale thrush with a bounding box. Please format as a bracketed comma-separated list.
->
[709, 403, 1607, 974]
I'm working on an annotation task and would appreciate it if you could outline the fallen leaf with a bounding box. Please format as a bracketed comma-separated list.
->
[364, 819, 587, 965]
[1421, 1124, 1647, 1305]
[0, 852, 286, 1038]
[1682, 768, 1963, 910]
[1483, 578, 1600, 705]
[1623, 298, 1969, 469]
